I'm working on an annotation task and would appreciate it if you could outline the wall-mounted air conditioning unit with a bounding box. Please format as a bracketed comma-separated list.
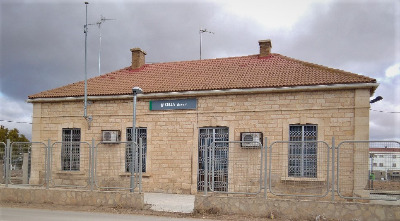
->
[240, 132, 263, 148]
[102, 130, 120, 143]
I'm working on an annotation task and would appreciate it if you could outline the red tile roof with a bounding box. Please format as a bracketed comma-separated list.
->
[370, 148, 400, 153]
[28, 53, 376, 99]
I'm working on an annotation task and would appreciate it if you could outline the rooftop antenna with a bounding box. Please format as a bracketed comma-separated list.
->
[94, 15, 115, 76]
[83, 2, 92, 128]
[199, 28, 214, 60]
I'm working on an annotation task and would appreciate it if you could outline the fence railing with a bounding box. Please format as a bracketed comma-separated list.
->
[94, 140, 143, 191]
[267, 141, 331, 198]
[0, 139, 143, 193]
[203, 138, 400, 202]
[336, 141, 400, 201]
[0, 142, 6, 185]
[203, 141, 264, 195]
[1, 138, 400, 202]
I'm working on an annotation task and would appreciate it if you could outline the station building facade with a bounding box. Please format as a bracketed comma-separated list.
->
[28, 40, 378, 194]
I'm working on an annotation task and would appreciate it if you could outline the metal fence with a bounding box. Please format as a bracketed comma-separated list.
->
[267, 141, 331, 198]
[49, 141, 91, 188]
[0, 142, 5, 184]
[203, 138, 400, 202]
[203, 141, 264, 195]
[9, 142, 47, 187]
[94, 140, 143, 191]
[1, 138, 400, 202]
[0, 139, 143, 192]
[337, 141, 400, 201]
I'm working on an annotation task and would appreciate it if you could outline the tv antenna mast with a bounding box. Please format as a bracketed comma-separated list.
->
[83, 2, 91, 126]
[93, 15, 115, 76]
[199, 28, 214, 60]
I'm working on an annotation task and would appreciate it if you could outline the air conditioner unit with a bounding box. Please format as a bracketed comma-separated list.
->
[102, 130, 120, 143]
[241, 132, 263, 148]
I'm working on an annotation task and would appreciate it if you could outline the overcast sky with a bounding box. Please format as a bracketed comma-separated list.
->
[0, 0, 399, 141]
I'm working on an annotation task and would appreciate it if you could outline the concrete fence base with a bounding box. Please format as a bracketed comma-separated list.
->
[0, 187, 144, 209]
[195, 195, 400, 220]
[2, 186, 400, 220]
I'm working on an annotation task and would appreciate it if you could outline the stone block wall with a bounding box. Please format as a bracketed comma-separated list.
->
[195, 195, 400, 220]
[30, 88, 371, 194]
[0, 187, 144, 209]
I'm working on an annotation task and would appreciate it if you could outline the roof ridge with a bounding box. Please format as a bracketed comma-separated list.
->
[133, 54, 259, 67]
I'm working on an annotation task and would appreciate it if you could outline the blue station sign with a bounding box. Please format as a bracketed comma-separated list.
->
[149, 99, 197, 111]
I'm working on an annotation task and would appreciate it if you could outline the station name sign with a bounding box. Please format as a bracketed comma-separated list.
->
[149, 99, 197, 111]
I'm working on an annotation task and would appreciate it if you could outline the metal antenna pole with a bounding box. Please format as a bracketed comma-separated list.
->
[84, 2, 89, 118]
[200, 29, 202, 60]
[199, 28, 214, 60]
[96, 15, 115, 76]
[98, 22, 102, 76]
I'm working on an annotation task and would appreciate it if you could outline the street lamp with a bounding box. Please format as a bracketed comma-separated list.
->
[370, 96, 383, 104]
[130, 87, 143, 192]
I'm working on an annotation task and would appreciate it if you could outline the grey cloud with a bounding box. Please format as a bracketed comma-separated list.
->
[281, 1, 396, 78]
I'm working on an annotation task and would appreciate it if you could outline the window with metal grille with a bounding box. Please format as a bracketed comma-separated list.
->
[197, 127, 229, 192]
[126, 127, 147, 173]
[288, 125, 317, 178]
[61, 128, 81, 171]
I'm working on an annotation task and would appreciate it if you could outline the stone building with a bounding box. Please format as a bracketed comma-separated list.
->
[27, 40, 378, 195]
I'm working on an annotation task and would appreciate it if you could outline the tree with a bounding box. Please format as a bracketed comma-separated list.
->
[0, 125, 30, 159]
[0, 125, 30, 143]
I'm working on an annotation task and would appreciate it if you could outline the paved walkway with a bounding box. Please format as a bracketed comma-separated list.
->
[144, 192, 196, 213]
[0, 207, 212, 221]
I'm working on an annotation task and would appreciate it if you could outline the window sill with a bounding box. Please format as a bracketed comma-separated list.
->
[119, 172, 150, 178]
[281, 176, 326, 182]
[56, 171, 85, 175]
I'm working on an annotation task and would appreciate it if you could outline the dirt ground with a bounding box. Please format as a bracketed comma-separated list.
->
[372, 180, 400, 191]
[0, 201, 294, 221]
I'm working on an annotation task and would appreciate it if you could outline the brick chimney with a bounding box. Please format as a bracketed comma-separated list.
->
[258, 39, 272, 57]
[130, 48, 146, 69]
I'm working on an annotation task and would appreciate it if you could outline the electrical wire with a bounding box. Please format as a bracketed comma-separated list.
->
[0, 120, 32, 124]
[370, 109, 400, 114]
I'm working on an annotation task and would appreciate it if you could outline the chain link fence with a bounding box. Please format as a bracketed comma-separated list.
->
[204, 141, 264, 194]
[9, 142, 48, 186]
[267, 141, 331, 198]
[0, 142, 5, 184]
[49, 141, 91, 188]
[94, 141, 143, 191]
[337, 141, 400, 201]
[1, 138, 400, 202]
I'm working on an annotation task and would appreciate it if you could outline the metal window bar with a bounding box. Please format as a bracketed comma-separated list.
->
[198, 127, 229, 192]
[288, 125, 318, 178]
[126, 127, 147, 173]
[61, 129, 81, 171]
